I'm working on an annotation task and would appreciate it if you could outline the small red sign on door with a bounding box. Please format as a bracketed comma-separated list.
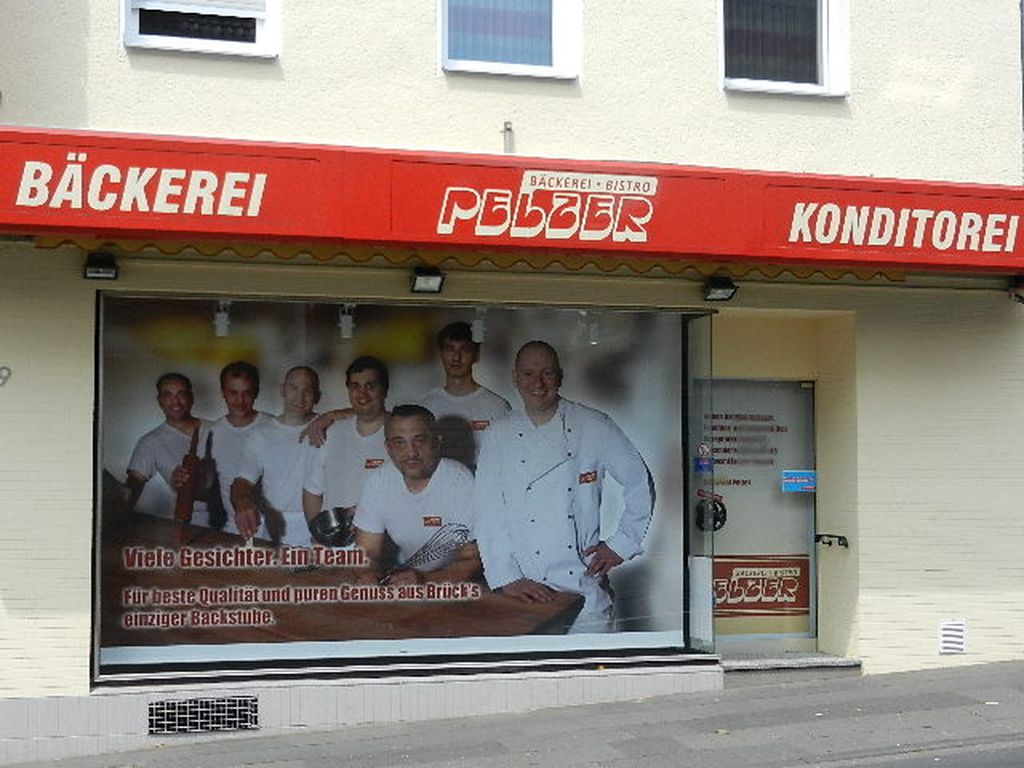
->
[713, 555, 810, 617]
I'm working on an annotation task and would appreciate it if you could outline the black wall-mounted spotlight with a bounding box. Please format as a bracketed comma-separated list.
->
[83, 251, 119, 280]
[1009, 276, 1024, 305]
[411, 266, 444, 294]
[702, 275, 738, 302]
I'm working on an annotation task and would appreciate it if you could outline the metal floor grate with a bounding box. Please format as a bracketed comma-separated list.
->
[148, 696, 259, 734]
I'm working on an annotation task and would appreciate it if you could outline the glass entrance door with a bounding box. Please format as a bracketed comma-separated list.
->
[709, 380, 817, 644]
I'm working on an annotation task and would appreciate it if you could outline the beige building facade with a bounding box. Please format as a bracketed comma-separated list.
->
[1, 1, 1023, 762]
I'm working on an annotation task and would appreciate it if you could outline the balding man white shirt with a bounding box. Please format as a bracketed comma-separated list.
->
[473, 341, 654, 633]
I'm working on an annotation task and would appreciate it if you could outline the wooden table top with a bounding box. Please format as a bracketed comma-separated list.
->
[100, 517, 583, 647]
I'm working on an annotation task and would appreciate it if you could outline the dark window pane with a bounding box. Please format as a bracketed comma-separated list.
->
[448, 0, 553, 66]
[139, 9, 256, 44]
[724, 0, 819, 84]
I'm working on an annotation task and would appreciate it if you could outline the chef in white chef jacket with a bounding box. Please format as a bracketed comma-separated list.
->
[473, 340, 655, 633]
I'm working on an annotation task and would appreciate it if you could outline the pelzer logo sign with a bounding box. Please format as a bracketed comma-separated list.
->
[713, 556, 810, 618]
[436, 170, 658, 243]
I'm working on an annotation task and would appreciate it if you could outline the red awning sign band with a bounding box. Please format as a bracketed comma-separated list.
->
[3, 126, 1024, 273]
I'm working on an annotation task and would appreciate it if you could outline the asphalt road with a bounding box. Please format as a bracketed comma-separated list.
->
[8, 661, 1024, 767]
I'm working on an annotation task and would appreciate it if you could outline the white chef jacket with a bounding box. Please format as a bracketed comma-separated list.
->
[473, 398, 654, 624]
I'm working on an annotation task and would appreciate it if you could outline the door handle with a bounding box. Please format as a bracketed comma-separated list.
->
[815, 533, 848, 548]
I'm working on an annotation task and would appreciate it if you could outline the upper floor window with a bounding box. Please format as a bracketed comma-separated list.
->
[722, 0, 848, 96]
[122, 0, 280, 58]
[440, 0, 580, 79]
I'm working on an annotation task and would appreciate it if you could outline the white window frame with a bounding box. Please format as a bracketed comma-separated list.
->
[121, 0, 280, 58]
[720, 0, 849, 97]
[439, 0, 581, 80]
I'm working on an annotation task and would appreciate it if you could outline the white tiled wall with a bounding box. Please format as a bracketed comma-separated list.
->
[0, 666, 723, 764]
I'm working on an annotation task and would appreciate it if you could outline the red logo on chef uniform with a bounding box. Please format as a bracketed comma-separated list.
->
[422, 516, 443, 527]
[578, 470, 598, 485]
[364, 458, 384, 469]
[471, 420, 490, 431]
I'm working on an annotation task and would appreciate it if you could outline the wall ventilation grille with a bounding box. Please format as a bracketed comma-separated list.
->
[939, 620, 967, 654]
[148, 696, 259, 734]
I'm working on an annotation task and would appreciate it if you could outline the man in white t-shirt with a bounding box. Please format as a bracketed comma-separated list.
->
[123, 372, 212, 527]
[353, 404, 480, 585]
[420, 321, 511, 470]
[231, 366, 320, 546]
[303, 356, 389, 546]
[208, 361, 271, 534]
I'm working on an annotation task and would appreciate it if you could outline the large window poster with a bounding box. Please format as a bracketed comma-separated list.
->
[97, 295, 685, 672]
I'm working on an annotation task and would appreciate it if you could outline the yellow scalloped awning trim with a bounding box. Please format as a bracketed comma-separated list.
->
[34, 236, 904, 282]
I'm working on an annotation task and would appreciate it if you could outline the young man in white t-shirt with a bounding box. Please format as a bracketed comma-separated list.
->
[123, 372, 211, 526]
[208, 360, 271, 534]
[231, 366, 320, 546]
[303, 356, 389, 546]
[420, 321, 511, 470]
[353, 404, 480, 585]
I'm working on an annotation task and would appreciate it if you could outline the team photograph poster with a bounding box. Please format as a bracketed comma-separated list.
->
[96, 295, 685, 668]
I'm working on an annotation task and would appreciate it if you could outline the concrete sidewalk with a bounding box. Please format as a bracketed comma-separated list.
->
[8, 661, 1024, 768]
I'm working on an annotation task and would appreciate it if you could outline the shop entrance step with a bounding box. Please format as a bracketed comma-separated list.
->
[720, 652, 862, 688]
